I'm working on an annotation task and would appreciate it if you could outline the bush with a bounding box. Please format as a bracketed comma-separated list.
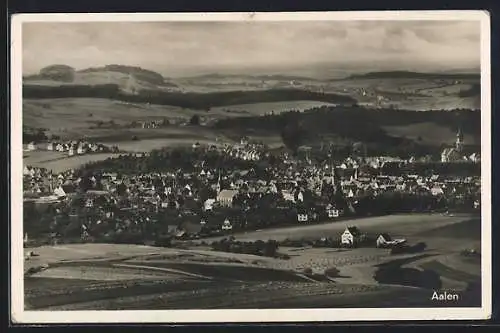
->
[460, 248, 480, 258]
[277, 253, 291, 260]
[391, 242, 427, 255]
[303, 267, 313, 275]
[155, 237, 172, 247]
[324, 267, 340, 277]
[263, 240, 279, 257]
[189, 115, 200, 126]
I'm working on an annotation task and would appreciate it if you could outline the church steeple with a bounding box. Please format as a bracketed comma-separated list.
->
[455, 127, 464, 152]
[216, 170, 221, 194]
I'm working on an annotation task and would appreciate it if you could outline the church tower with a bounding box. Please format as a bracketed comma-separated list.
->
[455, 127, 464, 152]
[216, 171, 221, 194]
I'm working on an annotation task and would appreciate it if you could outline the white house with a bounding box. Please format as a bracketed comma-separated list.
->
[341, 226, 362, 247]
[56, 143, 64, 152]
[296, 191, 304, 203]
[282, 190, 294, 202]
[474, 200, 480, 209]
[53, 186, 66, 198]
[77, 146, 86, 155]
[376, 233, 406, 248]
[297, 213, 308, 223]
[327, 207, 340, 218]
[430, 185, 444, 196]
[222, 218, 233, 231]
[47, 142, 54, 151]
[217, 189, 238, 208]
[204, 199, 216, 211]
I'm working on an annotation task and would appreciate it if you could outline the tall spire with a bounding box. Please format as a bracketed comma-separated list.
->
[216, 170, 221, 194]
[456, 127, 464, 152]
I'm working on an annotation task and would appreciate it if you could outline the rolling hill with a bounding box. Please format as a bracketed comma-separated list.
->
[24, 64, 180, 93]
[22, 64, 482, 153]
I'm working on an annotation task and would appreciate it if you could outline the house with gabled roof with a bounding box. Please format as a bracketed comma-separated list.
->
[341, 226, 362, 247]
[217, 189, 238, 208]
[376, 233, 406, 248]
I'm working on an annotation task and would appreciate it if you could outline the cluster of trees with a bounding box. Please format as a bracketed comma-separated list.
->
[23, 127, 49, 143]
[26, 64, 76, 82]
[381, 161, 481, 177]
[280, 237, 341, 248]
[24, 84, 122, 99]
[76, 147, 259, 175]
[211, 238, 279, 258]
[23, 84, 356, 110]
[79, 64, 169, 86]
[352, 192, 447, 216]
[214, 105, 481, 156]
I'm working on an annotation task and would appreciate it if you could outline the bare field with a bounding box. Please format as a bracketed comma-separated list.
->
[22, 150, 66, 163]
[36, 282, 427, 310]
[29, 266, 179, 281]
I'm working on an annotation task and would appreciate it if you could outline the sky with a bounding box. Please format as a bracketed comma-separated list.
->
[22, 20, 481, 78]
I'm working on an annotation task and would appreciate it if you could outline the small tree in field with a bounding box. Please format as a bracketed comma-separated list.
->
[189, 115, 200, 126]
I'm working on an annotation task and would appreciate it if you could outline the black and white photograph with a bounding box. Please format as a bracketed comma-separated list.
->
[10, 11, 491, 323]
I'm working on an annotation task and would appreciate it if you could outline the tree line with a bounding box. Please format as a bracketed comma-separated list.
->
[23, 84, 356, 110]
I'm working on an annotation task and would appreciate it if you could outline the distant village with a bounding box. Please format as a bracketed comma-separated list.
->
[24, 139, 119, 156]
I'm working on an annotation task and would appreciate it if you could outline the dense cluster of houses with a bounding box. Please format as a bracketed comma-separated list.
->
[23, 140, 481, 246]
[25, 140, 118, 156]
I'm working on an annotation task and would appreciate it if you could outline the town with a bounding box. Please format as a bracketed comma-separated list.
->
[23, 126, 480, 253]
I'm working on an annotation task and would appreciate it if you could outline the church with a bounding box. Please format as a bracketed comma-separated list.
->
[441, 128, 471, 163]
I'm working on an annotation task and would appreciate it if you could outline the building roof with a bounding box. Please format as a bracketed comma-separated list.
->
[217, 189, 238, 199]
[379, 233, 392, 241]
